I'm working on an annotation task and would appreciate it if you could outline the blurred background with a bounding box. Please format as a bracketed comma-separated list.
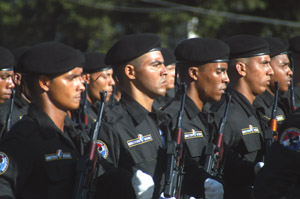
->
[1, 0, 300, 52]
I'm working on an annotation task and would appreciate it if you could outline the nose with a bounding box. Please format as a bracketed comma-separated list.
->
[110, 76, 115, 86]
[223, 71, 230, 84]
[267, 63, 274, 76]
[161, 64, 168, 76]
[7, 76, 15, 89]
[78, 76, 85, 92]
[287, 65, 293, 76]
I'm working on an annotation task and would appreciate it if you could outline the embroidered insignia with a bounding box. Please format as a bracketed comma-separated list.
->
[127, 134, 153, 147]
[0, 152, 9, 175]
[279, 128, 300, 152]
[96, 140, 108, 159]
[276, 115, 285, 122]
[45, 150, 72, 161]
[184, 129, 203, 139]
[241, 125, 260, 135]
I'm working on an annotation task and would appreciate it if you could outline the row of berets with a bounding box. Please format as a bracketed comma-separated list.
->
[0, 34, 300, 199]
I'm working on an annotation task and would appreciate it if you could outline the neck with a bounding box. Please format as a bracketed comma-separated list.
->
[186, 83, 203, 111]
[232, 81, 256, 104]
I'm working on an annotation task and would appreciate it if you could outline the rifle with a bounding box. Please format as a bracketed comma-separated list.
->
[164, 83, 187, 198]
[289, 54, 296, 113]
[203, 93, 231, 178]
[6, 88, 15, 132]
[264, 81, 279, 157]
[72, 91, 107, 199]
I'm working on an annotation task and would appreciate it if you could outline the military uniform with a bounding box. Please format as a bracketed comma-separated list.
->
[254, 90, 286, 127]
[163, 96, 219, 198]
[0, 104, 89, 198]
[211, 88, 265, 199]
[97, 92, 170, 198]
[254, 111, 300, 199]
[0, 93, 29, 139]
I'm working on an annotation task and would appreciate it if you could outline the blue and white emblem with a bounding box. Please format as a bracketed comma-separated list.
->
[280, 128, 300, 152]
[0, 152, 9, 175]
[96, 140, 108, 159]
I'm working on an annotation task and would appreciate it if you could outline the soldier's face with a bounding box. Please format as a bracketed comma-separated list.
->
[0, 70, 15, 104]
[133, 51, 168, 99]
[87, 69, 115, 103]
[245, 55, 273, 96]
[47, 67, 85, 111]
[270, 54, 292, 92]
[196, 62, 229, 102]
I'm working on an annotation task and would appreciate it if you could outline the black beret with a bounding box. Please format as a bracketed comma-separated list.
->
[161, 48, 176, 66]
[19, 42, 85, 75]
[12, 46, 31, 73]
[174, 38, 229, 65]
[105, 33, 161, 66]
[224, 35, 269, 59]
[289, 36, 300, 54]
[0, 46, 14, 71]
[83, 52, 111, 73]
[264, 37, 289, 58]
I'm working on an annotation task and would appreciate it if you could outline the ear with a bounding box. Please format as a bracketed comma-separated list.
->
[13, 73, 22, 86]
[38, 75, 51, 92]
[124, 64, 136, 80]
[188, 66, 199, 81]
[82, 73, 90, 84]
[236, 61, 247, 77]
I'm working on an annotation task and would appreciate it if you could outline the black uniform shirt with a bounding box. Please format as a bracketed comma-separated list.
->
[211, 88, 264, 162]
[254, 90, 286, 127]
[163, 96, 218, 197]
[0, 104, 88, 199]
[98, 92, 170, 198]
[0, 94, 29, 139]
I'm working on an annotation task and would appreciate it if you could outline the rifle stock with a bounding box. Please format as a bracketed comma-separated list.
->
[164, 83, 187, 198]
[204, 93, 231, 177]
[72, 91, 107, 199]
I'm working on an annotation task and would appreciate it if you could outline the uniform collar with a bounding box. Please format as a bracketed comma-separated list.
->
[228, 88, 257, 116]
[258, 90, 273, 108]
[184, 95, 201, 119]
[120, 92, 150, 126]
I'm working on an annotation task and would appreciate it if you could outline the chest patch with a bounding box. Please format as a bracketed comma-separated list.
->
[241, 125, 260, 135]
[280, 128, 300, 152]
[45, 149, 72, 161]
[184, 129, 203, 139]
[0, 152, 9, 175]
[127, 134, 153, 147]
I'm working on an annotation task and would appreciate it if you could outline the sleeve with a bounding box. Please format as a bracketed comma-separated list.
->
[0, 137, 34, 198]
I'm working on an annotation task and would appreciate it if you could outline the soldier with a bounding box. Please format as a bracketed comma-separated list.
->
[254, 37, 292, 127]
[0, 46, 15, 138]
[0, 42, 90, 198]
[254, 110, 300, 198]
[73, 52, 115, 129]
[153, 48, 176, 110]
[162, 38, 229, 198]
[210, 35, 273, 199]
[96, 33, 170, 199]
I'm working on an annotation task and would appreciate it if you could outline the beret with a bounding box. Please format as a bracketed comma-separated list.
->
[161, 48, 176, 66]
[19, 41, 85, 75]
[83, 52, 111, 73]
[12, 46, 31, 72]
[105, 33, 161, 66]
[289, 36, 300, 54]
[224, 35, 269, 59]
[0, 46, 14, 71]
[264, 37, 289, 58]
[174, 38, 229, 65]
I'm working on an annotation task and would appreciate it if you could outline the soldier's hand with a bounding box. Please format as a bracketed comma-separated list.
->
[204, 178, 224, 199]
[132, 170, 154, 199]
